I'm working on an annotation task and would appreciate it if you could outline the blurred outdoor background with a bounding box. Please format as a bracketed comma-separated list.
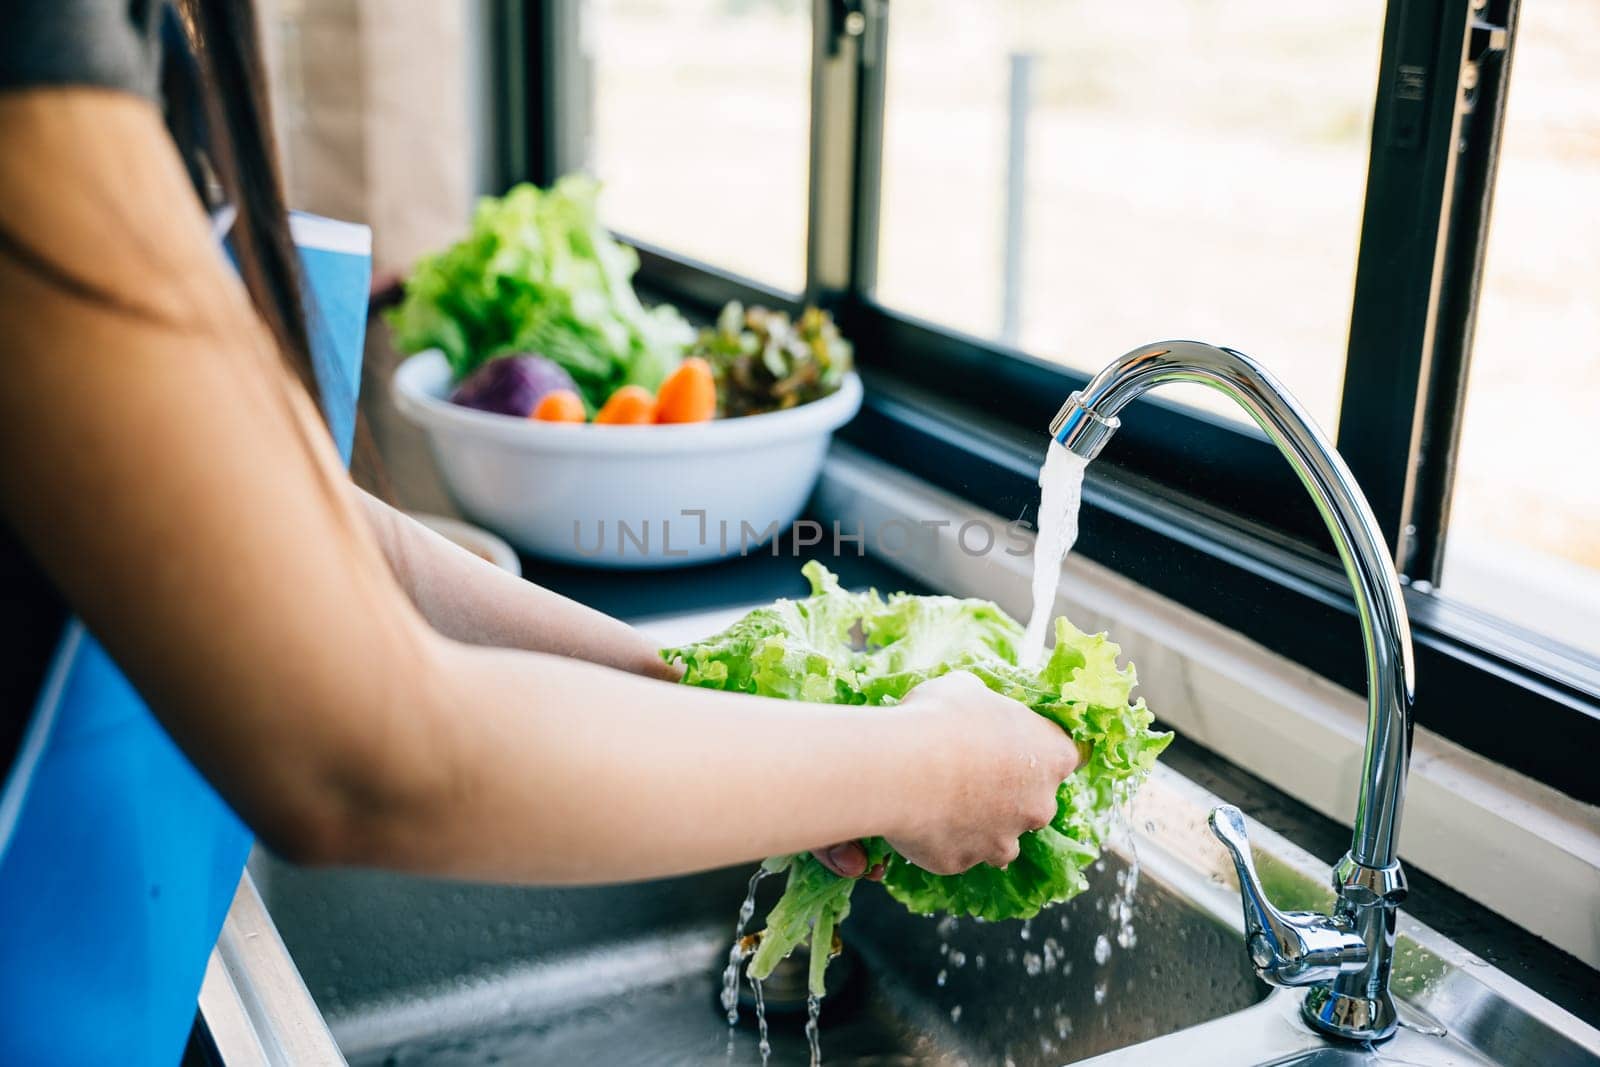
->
[583, 0, 1599, 652]
[259, 0, 1599, 653]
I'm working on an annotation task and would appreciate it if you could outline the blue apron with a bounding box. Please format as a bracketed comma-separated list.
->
[0, 213, 371, 1066]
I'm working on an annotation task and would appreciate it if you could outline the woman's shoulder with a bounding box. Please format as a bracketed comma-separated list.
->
[0, 0, 168, 100]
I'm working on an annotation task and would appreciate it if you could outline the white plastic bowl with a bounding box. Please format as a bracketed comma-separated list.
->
[392, 350, 863, 568]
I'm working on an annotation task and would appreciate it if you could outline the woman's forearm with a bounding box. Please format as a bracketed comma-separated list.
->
[340, 638, 926, 884]
[357, 489, 675, 680]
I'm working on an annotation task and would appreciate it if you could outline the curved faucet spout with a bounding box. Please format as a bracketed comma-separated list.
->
[1052, 339, 1415, 867]
[1051, 340, 1417, 1042]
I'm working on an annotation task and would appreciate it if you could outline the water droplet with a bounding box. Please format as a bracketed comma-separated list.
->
[1094, 934, 1112, 965]
[949, 1004, 963, 1023]
[1398, 1018, 1448, 1038]
[1094, 979, 1108, 1005]
[1023, 951, 1043, 976]
[948, 950, 967, 969]
[937, 968, 948, 987]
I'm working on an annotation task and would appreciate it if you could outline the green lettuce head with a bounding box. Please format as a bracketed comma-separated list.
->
[663, 563, 1173, 994]
[386, 176, 692, 410]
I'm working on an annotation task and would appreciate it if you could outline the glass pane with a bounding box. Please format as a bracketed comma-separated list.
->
[873, 2, 1386, 430]
[1443, 3, 1600, 658]
[581, 0, 811, 293]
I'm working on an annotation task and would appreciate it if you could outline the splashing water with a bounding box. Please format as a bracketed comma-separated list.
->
[1111, 789, 1142, 951]
[1021, 441, 1090, 666]
[721, 869, 769, 1025]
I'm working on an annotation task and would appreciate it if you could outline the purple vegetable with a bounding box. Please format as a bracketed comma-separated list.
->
[449, 354, 578, 417]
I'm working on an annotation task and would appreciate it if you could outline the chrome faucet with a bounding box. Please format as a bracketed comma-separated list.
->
[1050, 340, 1416, 1042]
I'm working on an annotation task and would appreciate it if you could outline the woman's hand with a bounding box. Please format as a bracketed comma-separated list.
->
[812, 841, 886, 881]
[812, 670, 1084, 879]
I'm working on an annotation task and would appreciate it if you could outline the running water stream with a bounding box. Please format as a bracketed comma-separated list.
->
[748, 971, 771, 1064]
[721, 869, 770, 1026]
[1020, 440, 1090, 666]
[1019, 440, 1150, 1047]
[723, 437, 1105, 1063]
[804, 993, 823, 1067]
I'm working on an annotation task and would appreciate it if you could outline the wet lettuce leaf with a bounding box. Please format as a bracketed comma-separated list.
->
[662, 563, 1173, 995]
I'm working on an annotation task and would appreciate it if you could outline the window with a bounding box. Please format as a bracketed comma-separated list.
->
[523, 0, 1600, 799]
[874, 1, 1386, 429]
[578, 0, 812, 293]
[1442, 0, 1600, 658]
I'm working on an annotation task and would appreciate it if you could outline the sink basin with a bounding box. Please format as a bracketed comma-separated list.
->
[248, 606, 1600, 1065]
[252, 770, 1265, 1066]
[257, 760, 1598, 1066]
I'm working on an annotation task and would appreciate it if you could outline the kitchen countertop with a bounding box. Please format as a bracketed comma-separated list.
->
[516, 534, 932, 621]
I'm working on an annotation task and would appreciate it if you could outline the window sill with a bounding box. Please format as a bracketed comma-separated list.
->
[813, 442, 1600, 970]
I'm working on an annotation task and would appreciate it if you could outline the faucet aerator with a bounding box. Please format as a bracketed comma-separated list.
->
[1050, 391, 1120, 461]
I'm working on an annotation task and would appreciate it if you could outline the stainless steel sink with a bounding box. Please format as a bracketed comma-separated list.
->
[251, 757, 1599, 1065]
[245, 609, 1600, 1066]
[251, 771, 1264, 1066]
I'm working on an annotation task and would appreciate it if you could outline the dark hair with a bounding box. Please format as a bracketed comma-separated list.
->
[168, 0, 390, 492]
[170, 0, 317, 402]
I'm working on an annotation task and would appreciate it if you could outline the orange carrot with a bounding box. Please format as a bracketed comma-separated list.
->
[531, 389, 587, 423]
[654, 357, 718, 424]
[594, 384, 658, 425]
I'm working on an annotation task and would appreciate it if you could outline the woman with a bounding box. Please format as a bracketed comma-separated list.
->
[0, 2, 1080, 1063]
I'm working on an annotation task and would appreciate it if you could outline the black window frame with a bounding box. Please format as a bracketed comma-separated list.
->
[502, 0, 1600, 802]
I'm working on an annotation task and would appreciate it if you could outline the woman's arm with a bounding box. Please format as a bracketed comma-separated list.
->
[352, 495, 905, 878]
[356, 490, 676, 681]
[0, 89, 1076, 884]
[333, 647, 1069, 882]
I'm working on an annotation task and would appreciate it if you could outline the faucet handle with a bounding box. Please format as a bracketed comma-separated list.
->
[1208, 806, 1368, 988]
